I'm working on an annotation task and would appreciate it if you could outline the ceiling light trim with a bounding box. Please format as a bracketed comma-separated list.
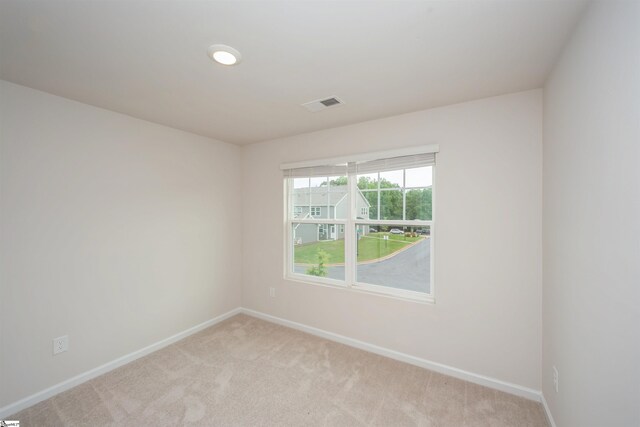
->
[207, 44, 242, 66]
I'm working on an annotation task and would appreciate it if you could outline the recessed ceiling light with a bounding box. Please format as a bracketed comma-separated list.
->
[207, 44, 241, 66]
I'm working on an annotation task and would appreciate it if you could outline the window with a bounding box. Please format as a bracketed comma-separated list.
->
[283, 147, 436, 301]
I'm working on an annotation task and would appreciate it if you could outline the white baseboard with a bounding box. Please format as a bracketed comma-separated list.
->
[2, 306, 546, 420]
[0, 307, 242, 419]
[241, 307, 543, 403]
[541, 393, 557, 427]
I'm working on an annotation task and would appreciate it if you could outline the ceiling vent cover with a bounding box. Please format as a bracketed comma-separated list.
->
[302, 96, 344, 112]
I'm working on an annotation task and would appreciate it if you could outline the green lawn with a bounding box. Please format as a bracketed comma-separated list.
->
[294, 232, 423, 264]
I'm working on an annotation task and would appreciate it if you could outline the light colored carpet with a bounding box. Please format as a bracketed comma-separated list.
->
[12, 314, 548, 426]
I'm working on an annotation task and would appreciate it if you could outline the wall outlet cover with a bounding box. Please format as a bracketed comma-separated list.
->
[53, 335, 69, 355]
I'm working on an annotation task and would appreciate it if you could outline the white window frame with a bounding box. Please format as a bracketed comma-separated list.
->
[283, 145, 437, 303]
[310, 206, 321, 217]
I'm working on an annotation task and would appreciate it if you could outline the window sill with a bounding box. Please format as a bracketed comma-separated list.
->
[284, 273, 434, 304]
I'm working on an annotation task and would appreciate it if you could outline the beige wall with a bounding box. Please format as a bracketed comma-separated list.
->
[3, 4, 638, 418]
[242, 90, 543, 390]
[542, 1, 640, 426]
[0, 81, 242, 407]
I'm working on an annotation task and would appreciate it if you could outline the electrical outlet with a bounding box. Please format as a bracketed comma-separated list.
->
[553, 365, 559, 393]
[269, 287, 276, 297]
[53, 335, 68, 355]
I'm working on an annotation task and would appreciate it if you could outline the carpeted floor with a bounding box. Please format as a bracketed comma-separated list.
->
[12, 314, 548, 426]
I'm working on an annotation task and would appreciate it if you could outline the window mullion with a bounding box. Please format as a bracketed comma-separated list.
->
[346, 164, 357, 287]
[402, 169, 406, 221]
[377, 172, 381, 220]
[285, 178, 293, 277]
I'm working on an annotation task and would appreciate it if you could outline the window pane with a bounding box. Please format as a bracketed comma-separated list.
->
[356, 225, 431, 293]
[379, 189, 403, 220]
[291, 179, 308, 218]
[292, 223, 345, 281]
[293, 178, 309, 189]
[405, 188, 432, 220]
[290, 179, 325, 219]
[327, 175, 348, 219]
[405, 166, 432, 188]
[380, 169, 403, 187]
[361, 191, 378, 220]
[290, 176, 349, 220]
[355, 224, 430, 293]
[309, 177, 326, 188]
[357, 173, 379, 190]
[326, 175, 348, 187]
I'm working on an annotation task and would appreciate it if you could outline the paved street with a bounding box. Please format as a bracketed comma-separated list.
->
[294, 238, 430, 293]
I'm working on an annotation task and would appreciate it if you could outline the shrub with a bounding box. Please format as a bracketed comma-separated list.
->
[307, 249, 330, 277]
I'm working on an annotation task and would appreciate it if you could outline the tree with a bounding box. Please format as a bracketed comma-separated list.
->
[356, 176, 403, 219]
[405, 188, 432, 220]
[379, 189, 402, 220]
[322, 175, 431, 221]
[325, 176, 347, 186]
[306, 249, 330, 277]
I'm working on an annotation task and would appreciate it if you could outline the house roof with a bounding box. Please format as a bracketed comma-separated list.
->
[293, 186, 347, 207]
[293, 186, 372, 209]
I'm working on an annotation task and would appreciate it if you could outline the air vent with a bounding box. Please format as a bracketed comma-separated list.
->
[320, 97, 341, 107]
[301, 96, 344, 112]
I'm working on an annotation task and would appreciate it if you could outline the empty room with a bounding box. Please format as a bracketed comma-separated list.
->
[0, 0, 638, 426]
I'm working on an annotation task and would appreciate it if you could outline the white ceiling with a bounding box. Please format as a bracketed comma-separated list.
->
[0, 1, 586, 145]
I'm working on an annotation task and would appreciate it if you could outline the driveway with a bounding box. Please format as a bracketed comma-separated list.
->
[294, 238, 430, 293]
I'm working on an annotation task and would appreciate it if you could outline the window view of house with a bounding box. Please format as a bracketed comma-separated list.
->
[291, 178, 370, 243]
[286, 158, 434, 296]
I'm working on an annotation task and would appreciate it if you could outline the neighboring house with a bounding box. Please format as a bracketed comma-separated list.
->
[293, 185, 370, 244]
